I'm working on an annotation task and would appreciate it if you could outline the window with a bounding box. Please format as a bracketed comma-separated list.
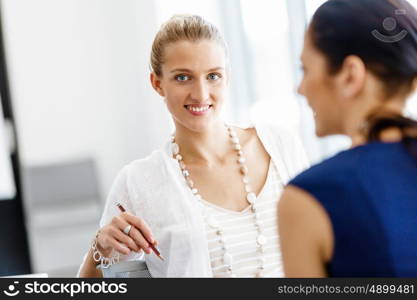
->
[240, 0, 301, 131]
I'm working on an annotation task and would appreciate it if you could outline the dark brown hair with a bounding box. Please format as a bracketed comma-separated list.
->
[311, 0, 417, 149]
[365, 110, 417, 155]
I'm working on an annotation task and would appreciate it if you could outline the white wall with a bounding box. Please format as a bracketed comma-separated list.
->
[2, 0, 172, 199]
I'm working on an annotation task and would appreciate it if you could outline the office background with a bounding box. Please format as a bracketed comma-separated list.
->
[1, 0, 417, 276]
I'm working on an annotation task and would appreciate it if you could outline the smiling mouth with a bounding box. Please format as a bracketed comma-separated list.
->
[184, 104, 213, 113]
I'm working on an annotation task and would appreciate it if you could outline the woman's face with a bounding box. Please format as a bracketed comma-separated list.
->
[151, 39, 228, 133]
[298, 31, 344, 137]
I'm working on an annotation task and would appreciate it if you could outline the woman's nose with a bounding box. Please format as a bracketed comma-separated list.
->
[190, 79, 210, 102]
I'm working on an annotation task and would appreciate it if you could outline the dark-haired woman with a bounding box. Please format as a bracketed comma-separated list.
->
[278, 0, 417, 277]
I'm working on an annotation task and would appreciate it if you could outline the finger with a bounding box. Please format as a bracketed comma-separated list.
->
[112, 215, 130, 231]
[108, 238, 131, 255]
[122, 213, 155, 243]
[128, 227, 151, 254]
[112, 215, 151, 252]
[109, 217, 140, 251]
[109, 226, 140, 252]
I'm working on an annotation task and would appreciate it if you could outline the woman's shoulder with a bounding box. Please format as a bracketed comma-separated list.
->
[234, 121, 304, 149]
[126, 148, 166, 172]
[236, 121, 295, 138]
[288, 145, 371, 190]
[114, 146, 171, 187]
[102, 146, 172, 220]
[237, 122, 310, 181]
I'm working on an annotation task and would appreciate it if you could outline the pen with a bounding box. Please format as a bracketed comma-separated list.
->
[116, 202, 165, 261]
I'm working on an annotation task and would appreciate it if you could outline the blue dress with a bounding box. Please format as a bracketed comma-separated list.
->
[289, 140, 417, 277]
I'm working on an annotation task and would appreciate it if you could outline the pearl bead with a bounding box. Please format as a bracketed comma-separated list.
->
[240, 165, 248, 175]
[231, 137, 239, 144]
[238, 157, 246, 164]
[182, 170, 190, 177]
[246, 192, 256, 204]
[186, 178, 194, 188]
[237, 150, 243, 156]
[179, 161, 186, 170]
[175, 154, 182, 161]
[229, 131, 237, 138]
[191, 188, 198, 194]
[171, 143, 179, 155]
[234, 144, 241, 151]
[242, 176, 250, 184]
[257, 235, 267, 245]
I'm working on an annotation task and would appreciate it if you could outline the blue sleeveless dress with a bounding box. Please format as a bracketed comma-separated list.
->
[289, 140, 417, 277]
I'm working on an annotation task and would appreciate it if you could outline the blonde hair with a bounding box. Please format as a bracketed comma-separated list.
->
[150, 14, 228, 76]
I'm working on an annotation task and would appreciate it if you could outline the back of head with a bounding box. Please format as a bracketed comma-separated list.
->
[310, 0, 417, 145]
[311, 0, 417, 97]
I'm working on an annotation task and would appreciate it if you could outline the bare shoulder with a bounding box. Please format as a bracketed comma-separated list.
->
[235, 126, 265, 151]
[279, 185, 334, 276]
[279, 186, 329, 229]
[234, 126, 256, 141]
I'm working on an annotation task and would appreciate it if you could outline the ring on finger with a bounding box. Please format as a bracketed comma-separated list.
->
[123, 224, 132, 235]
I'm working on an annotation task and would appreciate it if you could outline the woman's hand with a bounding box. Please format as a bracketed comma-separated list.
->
[96, 212, 156, 256]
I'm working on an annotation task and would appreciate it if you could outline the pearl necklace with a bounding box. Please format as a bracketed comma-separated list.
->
[171, 124, 268, 277]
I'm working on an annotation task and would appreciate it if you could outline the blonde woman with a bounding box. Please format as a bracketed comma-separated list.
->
[78, 15, 308, 278]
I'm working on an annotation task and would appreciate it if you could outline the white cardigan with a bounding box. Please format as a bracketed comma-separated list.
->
[96, 123, 309, 277]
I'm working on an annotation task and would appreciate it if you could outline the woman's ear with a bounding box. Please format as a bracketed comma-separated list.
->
[336, 55, 366, 99]
[150, 72, 165, 97]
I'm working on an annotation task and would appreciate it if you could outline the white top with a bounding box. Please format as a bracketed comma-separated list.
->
[78, 122, 309, 277]
[203, 160, 284, 277]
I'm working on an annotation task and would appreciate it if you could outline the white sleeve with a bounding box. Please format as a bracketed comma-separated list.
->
[266, 124, 310, 181]
[99, 165, 135, 228]
[77, 165, 143, 277]
[99, 165, 144, 261]
[288, 130, 310, 177]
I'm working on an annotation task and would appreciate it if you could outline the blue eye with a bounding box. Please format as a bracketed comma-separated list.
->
[208, 73, 221, 81]
[175, 74, 189, 82]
